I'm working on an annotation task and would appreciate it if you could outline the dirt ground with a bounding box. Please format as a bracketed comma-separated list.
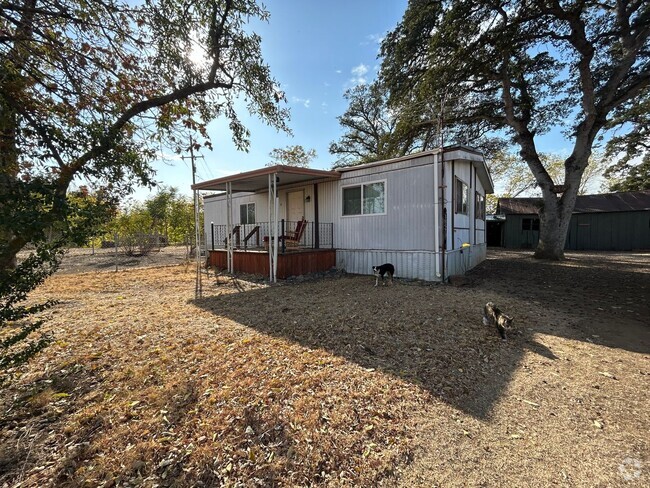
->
[0, 249, 648, 487]
[47, 245, 193, 274]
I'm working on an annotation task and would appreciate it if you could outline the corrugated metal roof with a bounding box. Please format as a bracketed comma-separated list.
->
[192, 165, 340, 192]
[497, 190, 650, 215]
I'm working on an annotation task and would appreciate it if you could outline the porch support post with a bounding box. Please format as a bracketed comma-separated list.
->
[268, 174, 274, 282]
[226, 181, 233, 273]
[273, 173, 279, 282]
[313, 183, 319, 249]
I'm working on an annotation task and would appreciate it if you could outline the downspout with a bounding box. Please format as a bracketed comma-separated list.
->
[451, 160, 455, 253]
[441, 149, 446, 282]
[473, 166, 477, 245]
[433, 152, 440, 278]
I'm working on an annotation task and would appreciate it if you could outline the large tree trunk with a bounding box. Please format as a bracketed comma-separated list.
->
[533, 156, 586, 260]
[0, 76, 20, 271]
[534, 193, 575, 260]
[1, 0, 37, 271]
[516, 133, 588, 260]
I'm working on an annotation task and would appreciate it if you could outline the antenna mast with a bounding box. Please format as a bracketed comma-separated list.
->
[182, 136, 205, 298]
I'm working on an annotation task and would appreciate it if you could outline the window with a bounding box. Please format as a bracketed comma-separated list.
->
[475, 192, 485, 220]
[522, 218, 540, 231]
[240, 203, 255, 224]
[455, 177, 468, 215]
[342, 181, 386, 216]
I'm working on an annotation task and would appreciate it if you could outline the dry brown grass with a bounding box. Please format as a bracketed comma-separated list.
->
[1, 250, 649, 487]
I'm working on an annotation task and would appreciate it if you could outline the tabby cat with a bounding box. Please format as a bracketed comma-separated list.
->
[483, 302, 514, 341]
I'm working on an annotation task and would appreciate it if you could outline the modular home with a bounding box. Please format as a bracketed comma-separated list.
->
[192, 145, 494, 282]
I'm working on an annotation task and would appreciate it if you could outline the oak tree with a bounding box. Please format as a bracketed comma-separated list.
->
[381, 0, 649, 259]
[0, 0, 288, 372]
[268, 145, 316, 168]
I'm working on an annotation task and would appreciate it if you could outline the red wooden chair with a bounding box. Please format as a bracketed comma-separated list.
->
[282, 218, 307, 247]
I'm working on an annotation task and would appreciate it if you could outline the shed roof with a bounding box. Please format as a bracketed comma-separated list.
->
[497, 190, 650, 215]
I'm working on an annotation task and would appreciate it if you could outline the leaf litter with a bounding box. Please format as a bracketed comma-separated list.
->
[0, 250, 649, 487]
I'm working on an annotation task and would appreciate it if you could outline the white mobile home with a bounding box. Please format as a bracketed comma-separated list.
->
[193, 145, 493, 282]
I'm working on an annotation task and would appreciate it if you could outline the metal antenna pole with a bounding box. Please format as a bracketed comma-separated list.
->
[191, 138, 202, 298]
[181, 136, 205, 299]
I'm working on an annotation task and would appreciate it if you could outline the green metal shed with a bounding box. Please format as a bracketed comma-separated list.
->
[495, 190, 650, 251]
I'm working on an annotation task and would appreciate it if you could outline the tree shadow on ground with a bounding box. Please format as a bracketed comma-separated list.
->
[193, 250, 650, 420]
[469, 250, 650, 355]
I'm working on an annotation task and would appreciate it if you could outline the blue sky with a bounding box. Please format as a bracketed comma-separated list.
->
[137, 0, 574, 201]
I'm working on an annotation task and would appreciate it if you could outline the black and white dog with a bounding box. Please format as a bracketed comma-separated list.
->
[372, 263, 395, 286]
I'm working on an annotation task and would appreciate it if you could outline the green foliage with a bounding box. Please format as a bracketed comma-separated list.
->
[489, 151, 609, 198]
[0, 245, 61, 381]
[1, 0, 288, 264]
[107, 187, 198, 254]
[604, 96, 650, 192]
[1, 0, 289, 372]
[605, 156, 650, 192]
[0, 180, 117, 378]
[330, 81, 507, 168]
[267, 145, 317, 168]
[329, 82, 401, 166]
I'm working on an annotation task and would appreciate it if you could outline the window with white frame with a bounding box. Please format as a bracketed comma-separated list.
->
[455, 177, 469, 215]
[475, 192, 485, 220]
[240, 203, 255, 224]
[342, 181, 386, 216]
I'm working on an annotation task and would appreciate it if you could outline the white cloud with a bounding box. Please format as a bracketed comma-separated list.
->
[291, 96, 311, 108]
[156, 151, 183, 162]
[351, 64, 369, 77]
[335, 69, 342, 74]
[349, 63, 369, 86]
[364, 33, 384, 45]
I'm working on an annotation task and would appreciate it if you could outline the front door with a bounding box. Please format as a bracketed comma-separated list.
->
[287, 190, 304, 223]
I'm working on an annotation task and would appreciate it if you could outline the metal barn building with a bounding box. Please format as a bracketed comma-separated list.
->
[494, 190, 650, 250]
[193, 146, 494, 282]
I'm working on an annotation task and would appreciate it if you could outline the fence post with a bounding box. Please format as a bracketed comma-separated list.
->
[211, 222, 214, 250]
[114, 232, 118, 272]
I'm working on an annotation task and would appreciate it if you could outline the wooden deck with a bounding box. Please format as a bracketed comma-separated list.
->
[207, 249, 336, 279]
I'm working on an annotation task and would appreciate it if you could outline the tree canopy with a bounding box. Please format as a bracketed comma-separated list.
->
[1, 0, 289, 374]
[381, 0, 649, 259]
[330, 80, 506, 167]
[267, 145, 316, 168]
[1, 0, 289, 267]
[329, 82, 401, 166]
[490, 151, 609, 198]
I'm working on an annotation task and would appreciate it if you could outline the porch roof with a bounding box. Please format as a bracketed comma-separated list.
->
[192, 165, 340, 193]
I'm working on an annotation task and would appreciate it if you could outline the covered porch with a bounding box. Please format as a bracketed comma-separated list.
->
[192, 165, 340, 281]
